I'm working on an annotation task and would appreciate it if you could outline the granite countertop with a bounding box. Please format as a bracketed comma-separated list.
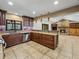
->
[31, 31, 57, 36]
[0, 32, 11, 36]
[12, 30, 57, 36]
[0, 44, 4, 59]
[0, 30, 57, 36]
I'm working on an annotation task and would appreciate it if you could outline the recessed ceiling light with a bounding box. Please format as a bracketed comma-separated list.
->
[8, 1, 13, 6]
[32, 11, 36, 15]
[54, 1, 59, 5]
[15, 13, 18, 15]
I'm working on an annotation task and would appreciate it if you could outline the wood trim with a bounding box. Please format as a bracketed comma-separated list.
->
[22, 16, 34, 19]
[35, 5, 79, 18]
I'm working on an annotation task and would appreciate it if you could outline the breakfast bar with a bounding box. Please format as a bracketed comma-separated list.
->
[30, 31, 58, 49]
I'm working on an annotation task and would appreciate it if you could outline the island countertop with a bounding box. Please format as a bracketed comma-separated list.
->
[31, 31, 57, 36]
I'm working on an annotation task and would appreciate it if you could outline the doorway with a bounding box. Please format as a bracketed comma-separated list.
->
[42, 24, 49, 31]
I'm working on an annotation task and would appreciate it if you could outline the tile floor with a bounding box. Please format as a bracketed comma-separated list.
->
[4, 35, 79, 59]
[0, 44, 4, 59]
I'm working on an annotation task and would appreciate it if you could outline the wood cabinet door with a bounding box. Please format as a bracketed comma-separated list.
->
[0, 10, 6, 25]
[70, 23, 75, 28]
[2, 33, 23, 47]
[76, 23, 79, 28]
[69, 28, 77, 35]
[76, 29, 79, 36]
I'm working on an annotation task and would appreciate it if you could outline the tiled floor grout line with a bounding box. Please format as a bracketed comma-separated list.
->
[39, 50, 51, 59]
[11, 48, 17, 59]
[56, 47, 63, 59]
[30, 45, 51, 59]
[4, 36, 79, 59]
[27, 40, 63, 59]
[29, 43, 50, 55]
[27, 42, 53, 59]
[55, 36, 66, 59]
[21, 45, 35, 59]
[72, 39, 74, 59]
[23, 49, 35, 59]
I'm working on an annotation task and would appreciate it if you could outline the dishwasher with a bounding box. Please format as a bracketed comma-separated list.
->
[23, 33, 30, 42]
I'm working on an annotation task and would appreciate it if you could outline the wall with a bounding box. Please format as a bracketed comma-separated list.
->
[6, 13, 33, 31]
[6, 13, 23, 21]
[0, 12, 32, 32]
[33, 18, 52, 31]
[33, 5, 79, 31]
[57, 20, 70, 27]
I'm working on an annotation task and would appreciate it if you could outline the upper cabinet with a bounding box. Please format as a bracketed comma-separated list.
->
[69, 23, 79, 36]
[0, 9, 7, 25]
[22, 16, 34, 27]
[69, 23, 79, 28]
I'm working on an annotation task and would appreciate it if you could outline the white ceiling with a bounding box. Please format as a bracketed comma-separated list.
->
[0, 0, 79, 17]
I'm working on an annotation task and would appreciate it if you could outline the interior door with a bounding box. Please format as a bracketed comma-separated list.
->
[42, 24, 48, 31]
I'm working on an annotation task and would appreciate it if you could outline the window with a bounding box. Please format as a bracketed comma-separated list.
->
[6, 20, 22, 31]
[15, 21, 22, 30]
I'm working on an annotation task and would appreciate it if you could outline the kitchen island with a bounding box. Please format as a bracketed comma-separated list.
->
[30, 31, 58, 49]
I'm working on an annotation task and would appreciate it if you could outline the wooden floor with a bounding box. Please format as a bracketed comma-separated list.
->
[4, 35, 79, 59]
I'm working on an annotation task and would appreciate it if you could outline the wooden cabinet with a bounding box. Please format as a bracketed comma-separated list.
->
[69, 23, 79, 36]
[0, 9, 6, 25]
[70, 23, 79, 28]
[0, 9, 6, 31]
[76, 23, 79, 28]
[2, 33, 23, 47]
[69, 28, 79, 36]
[30, 32, 58, 49]
[69, 28, 77, 35]
[22, 16, 34, 27]
[76, 29, 79, 36]
[29, 19, 34, 27]
[70, 23, 76, 28]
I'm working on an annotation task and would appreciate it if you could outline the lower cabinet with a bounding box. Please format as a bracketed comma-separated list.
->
[76, 29, 79, 36]
[69, 28, 79, 36]
[2, 33, 23, 47]
[30, 32, 58, 49]
[69, 28, 77, 35]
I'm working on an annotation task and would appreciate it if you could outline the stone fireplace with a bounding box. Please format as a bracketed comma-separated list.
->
[58, 27, 69, 35]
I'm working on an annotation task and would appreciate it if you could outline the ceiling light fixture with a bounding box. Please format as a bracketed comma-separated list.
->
[54, 1, 59, 5]
[15, 13, 18, 15]
[32, 11, 36, 15]
[8, 1, 14, 6]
